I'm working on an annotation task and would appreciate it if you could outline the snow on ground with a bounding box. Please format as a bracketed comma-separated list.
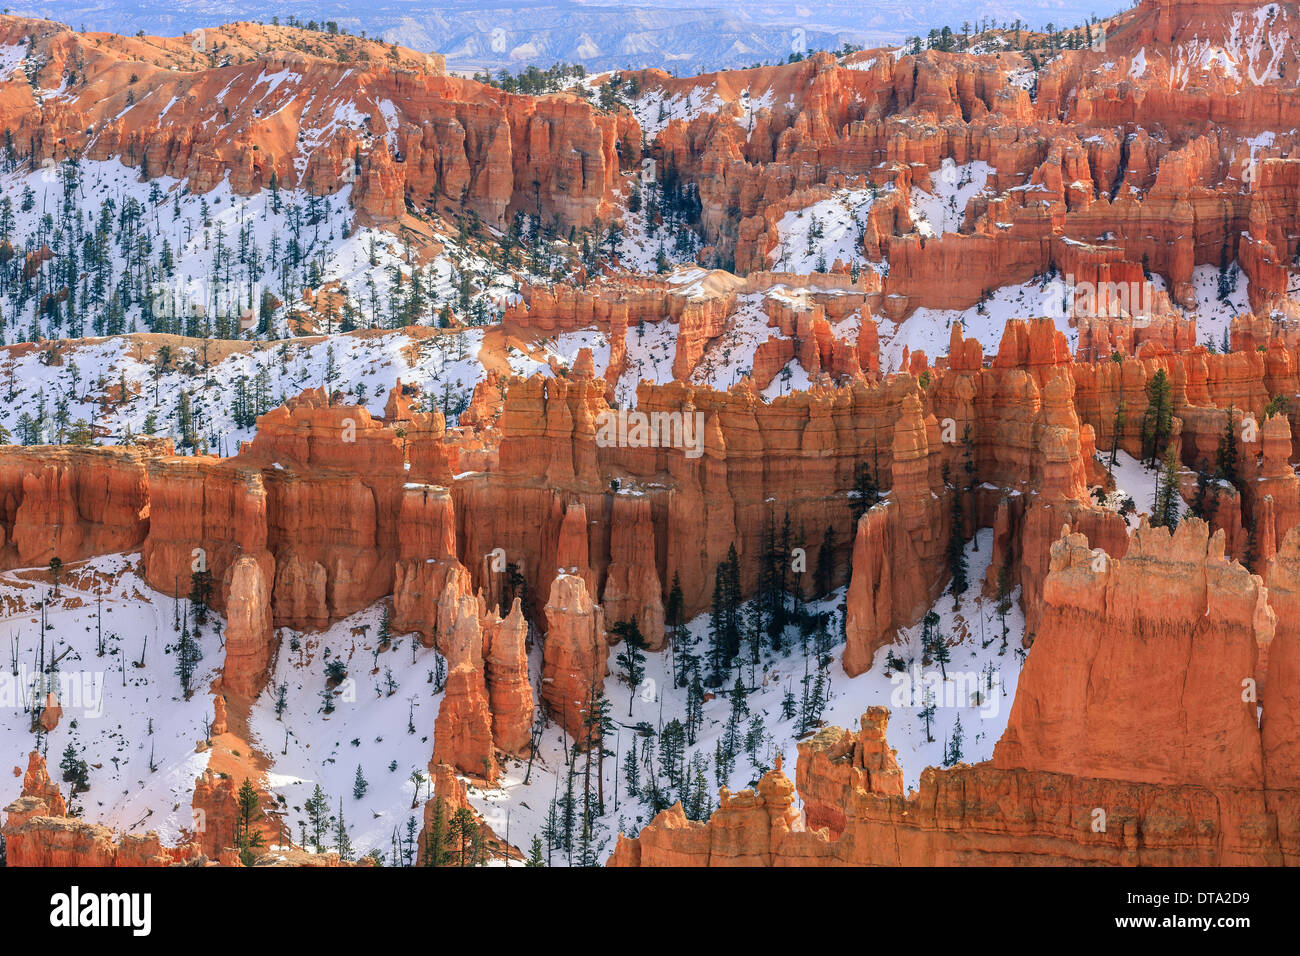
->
[843, 56, 878, 71]
[1190, 261, 1250, 348]
[1008, 67, 1036, 91]
[688, 293, 776, 392]
[630, 83, 732, 140]
[0, 157, 523, 346]
[0, 554, 219, 845]
[508, 328, 613, 382]
[768, 187, 880, 273]
[760, 359, 812, 399]
[247, 604, 448, 860]
[910, 161, 994, 237]
[1129, 48, 1147, 80]
[1101, 450, 1161, 529]
[614, 319, 681, 404]
[0, 43, 26, 77]
[856, 528, 1024, 788]
[609, 180, 707, 275]
[465, 528, 1026, 865]
[880, 277, 1078, 374]
[0, 324, 488, 452]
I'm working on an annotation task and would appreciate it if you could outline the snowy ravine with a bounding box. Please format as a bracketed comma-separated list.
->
[245, 605, 449, 862]
[1104, 450, 1162, 530]
[461, 528, 1027, 866]
[909, 160, 994, 238]
[0, 554, 219, 845]
[0, 533, 1025, 866]
[768, 187, 882, 273]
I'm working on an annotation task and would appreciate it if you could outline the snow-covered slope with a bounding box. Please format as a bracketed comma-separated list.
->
[0, 554, 218, 845]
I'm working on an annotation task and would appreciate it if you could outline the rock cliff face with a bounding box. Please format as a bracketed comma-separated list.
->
[601, 496, 666, 650]
[0, 446, 156, 569]
[0, 15, 631, 232]
[996, 521, 1273, 788]
[612, 518, 1300, 865]
[484, 599, 534, 756]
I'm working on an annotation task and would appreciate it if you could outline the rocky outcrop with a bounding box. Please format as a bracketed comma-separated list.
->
[600, 496, 666, 650]
[190, 769, 240, 860]
[996, 520, 1273, 788]
[392, 483, 465, 642]
[221, 555, 276, 699]
[431, 588, 499, 783]
[843, 392, 953, 674]
[0, 446, 157, 569]
[542, 573, 608, 741]
[484, 598, 534, 756]
[3, 752, 201, 866]
[19, 750, 66, 818]
[608, 758, 802, 867]
[416, 762, 518, 864]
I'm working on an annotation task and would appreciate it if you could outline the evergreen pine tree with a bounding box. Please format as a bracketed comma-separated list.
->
[850, 460, 879, 520]
[933, 630, 951, 679]
[188, 567, 213, 626]
[685, 672, 705, 743]
[174, 617, 202, 698]
[995, 560, 1013, 651]
[611, 618, 647, 716]
[814, 524, 836, 597]
[1158, 443, 1182, 529]
[944, 714, 965, 767]
[423, 796, 449, 866]
[665, 572, 685, 684]
[781, 684, 797, 721]
[622, 736, 640, 797]
[1215, 407, 1239, 487]
[919, 689, 937, 743]
[1191, 466, 1211, 519]
[304, 783, 330, 852]
[331, 799, 353, 861]
[451, 806, 477, 866]
[1142, 369, 1173, 464]
[525, 834, 546, 867]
